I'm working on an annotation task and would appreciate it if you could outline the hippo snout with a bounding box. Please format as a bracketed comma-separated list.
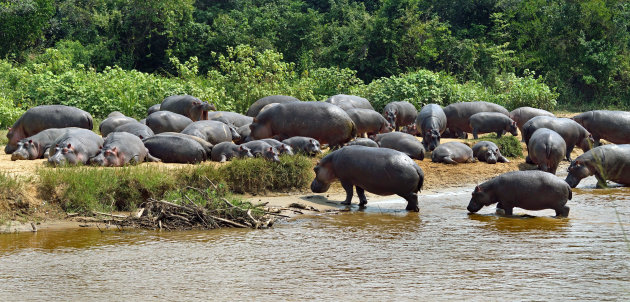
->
[467, 200, 483, 213]
[487, 156, 498, 164]
[311, 180, 330, 193]
[564, 175, 580, 188]
[11, 151, 28, 161]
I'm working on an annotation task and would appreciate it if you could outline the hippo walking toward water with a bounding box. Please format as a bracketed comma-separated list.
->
[48, 129, 104, 166]
[467, 170, 572, 217]
[90, 132, 160, 166]
[311, 146, 424, 211]
[472, 141, 509, 164]
[522, 116, 593, 161]
[571, 110, 630, 145]
[5, 105, 93, 154]
[469, 112, 518, 139]
[431, 142, 475, 164]
[565, 144, 630, 188]
[373, 132, 425, 160]
[443, 101, 509, 138]
[416, 104, 447, 151]
[246, 95, 300, 117]
[160, 95, 216, 121]
[526, 129, 566, 175]
[11, 128, 73, 161]
[325, 94, 374, 111]
[382, 101, 418, 131]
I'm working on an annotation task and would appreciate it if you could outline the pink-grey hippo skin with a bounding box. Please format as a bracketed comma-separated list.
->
[142, 134, 208, 164]
[210, 142, 254, 162]
[345, 138, 379, 148]
[382, 101, 418, 131]
[259, 138, 294, 155]
[5, 105, 93, 154]
[373, 132, 425, 160]
[235, 124, 252, 144]
[401, 124, 419, 136]
[325, 94, 375, 111]
[107, 111, 125, 118]
[416, 104, 447, 151]
[443, 101, 509, 138]
[154, 132, 214, 156]
[472, 141, 509, 164]
[250, 102, 357, 148]
[207, 111, 254, 128]
[160, 95, 216, 121]
[241, 141, 281, 162]
[345, 108, 392, 138]
[147, 104, 161, 116]
[469, 112, 518, 139]
[11, 128, 73, 161]
[526, 128, 566, 174]
[90, 132, 160, 166]
[565, 144, 630, 188]
[509, 106, 555, 134]
[113, 122, 155, 140]
[522, 116, 593, 161]
[47, 129, 104, 166]
[571, 110, 630, 146]
[181, 120, 240, 145]
[246, 95, 301, 117]
[468, 170, 572, 217]
[282, 136, 322, 156]
[431, 142, 475, 164]
[99, 114, 137, 137]
[145, 111, 194, 134]
[311, 145, 424, 211]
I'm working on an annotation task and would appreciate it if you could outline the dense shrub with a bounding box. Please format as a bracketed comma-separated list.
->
[470, 134, 523, 158]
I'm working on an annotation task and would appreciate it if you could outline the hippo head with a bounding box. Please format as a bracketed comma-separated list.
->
[423, 129, 441, 152]
[263, 147, 281, 163]
[90, 147, 122, 167]
[310, 159, 335, 193]
[508, 121, 518, 137]
[467, 185, 493, 213]
[381, 121, 394, 133]
[565, 160, 592, 188]
[237, 145, 254, 159]
[384, 109, 397, 129]
[484, 147, 499, 164]
[11, 139, 39, 161]
[228, 125, 242, 142]
[249, 118, 273, 140]
[306, 139, 322, 155]
[579, 134, 595, 152]
[48, 143, 83, 166]
[278, 144, 294, 156]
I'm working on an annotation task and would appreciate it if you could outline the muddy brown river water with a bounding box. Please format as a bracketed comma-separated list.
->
[0, 175, 629, 301]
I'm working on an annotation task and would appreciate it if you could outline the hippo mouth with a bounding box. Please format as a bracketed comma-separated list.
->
[11, 151, 29, 161]
[564, 175, 581, 188]
[311, 180, 330, 193]
[467, 200, 483, 213]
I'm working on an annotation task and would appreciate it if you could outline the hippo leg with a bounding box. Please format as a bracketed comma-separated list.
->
[502, 206, 514, 216]
[555, 206, 570, 217]
[496, 130, 504, 138]
[498, 156, 509, 163]
[219, 155, 227, 163]
[593, 135, 601, 147]
[472, 129, 479, 139]
[495, 202, 506, 215]
[356, 186, 368, 208]
[594, 174, 608, 189]
[43, 148, 51, 159]
[146, 152, 161, 162]
[442, 156, 458, 164]
[340, 180, 354, 205]
[400, 192, 419, 212]
[565, 146, 574, 161]
[525, 155, 534, 164]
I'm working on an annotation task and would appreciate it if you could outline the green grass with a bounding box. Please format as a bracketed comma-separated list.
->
[468, 134, 524, 158]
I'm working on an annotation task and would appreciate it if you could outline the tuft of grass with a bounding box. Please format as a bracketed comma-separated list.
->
[469, 134, 523, 158]
[221, 155, 313, 193]
[0, 129, 8, 146]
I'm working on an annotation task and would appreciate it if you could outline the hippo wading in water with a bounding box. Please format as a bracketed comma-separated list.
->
[416, 104, 447, 151]
[467, 170, 572, 217]
[311, 146, 424, 211]
[565, 144, 630, 188]
[160, 95, 216, 121]
[5, 105, 93, 154]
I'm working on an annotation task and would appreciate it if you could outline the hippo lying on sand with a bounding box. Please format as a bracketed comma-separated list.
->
[431, 142, 475, 164]
[91, 132, 160, 166]
[472, 141, 509, 164]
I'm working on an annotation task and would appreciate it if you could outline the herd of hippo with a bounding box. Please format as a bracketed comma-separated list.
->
[4, 94, 630, 216]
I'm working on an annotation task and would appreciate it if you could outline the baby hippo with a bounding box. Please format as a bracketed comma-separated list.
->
[48, 129, 104, 166]
[241, 141, 280, 162]
[345, 138, 379, 148]
[431, 142, 475, 164]
[311, 146, 424, 211]
[282, 136, 322, 156]
[469, 112, 518, 139]
[259, 139, 294, 155]
[211, 142, 254, 162]
[472, 141, 509, 164]
[467, 170, 572, 217]
[90, 132, 160, 166]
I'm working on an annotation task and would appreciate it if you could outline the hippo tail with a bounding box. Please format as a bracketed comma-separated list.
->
[415, 165, 425, 192]
[567, 186, 572, 200]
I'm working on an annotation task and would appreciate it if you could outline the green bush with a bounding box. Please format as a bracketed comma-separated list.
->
[221, 155, 313, 194]
[469, 134, 523, 158]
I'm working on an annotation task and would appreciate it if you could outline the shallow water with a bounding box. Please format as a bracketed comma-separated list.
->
[0, 176, 628, 301]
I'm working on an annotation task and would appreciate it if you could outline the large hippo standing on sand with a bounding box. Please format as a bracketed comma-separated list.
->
[565, 144, 630, 188]
[467, 170, 572, 217]
[160, 95, 216, 121]
[373, 132, 425, 160]
[246, 95, 300, 117]
[443, 101, 509, 138]
[250, 102, 357, 147]
[571, 110, 630, 145]
[509, 106, 555, 134]
[90, 132, 160, 166]
[145, 111, 193, 134]
[311, 146, 424, 211]
[522, 116, 593, 161]
[526, 128, 566, 175]
[431, 142, 475, 164]
[325, 94, 374, 111]
[382, 101, 418, 131]
[48, 129, 104, 166]
[5, 105, 93, 154]
[11, 128, 73, 161]
[415, 104, 447, 151]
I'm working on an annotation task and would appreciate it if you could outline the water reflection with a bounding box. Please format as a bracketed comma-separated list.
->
[467, 213, 570, 233]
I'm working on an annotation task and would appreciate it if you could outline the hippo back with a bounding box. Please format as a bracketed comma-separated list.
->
[143, 134, 207, 163]
[246, 95, 301, 117]
[509, 107, 555, 131]
[572, 110, 630, 144]
[113, 121, 155, 139]
[417, 104, 447, 134]
[207, 111, 253, 127]
[146, 111, 193, 134]
[325, 94, 374, 111]
[443, 101, 509, 134]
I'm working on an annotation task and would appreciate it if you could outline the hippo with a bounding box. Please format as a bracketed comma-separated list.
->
[373, 132, 425, 160]
[346, 138, 379, 148]
[210, 142, 254, 162]
[401, 124, 419, 136]
[145, 111, 193, 134]
[526, 128, 566, 174]
[181, 120, 240, 145]
[11, 128, 73, 161]
[472, 141, 509, 164]
[565, 144, 630, 188]
[48, 129, 104, 166]
[207, 111, 254, 128]
[431, 142, 475, 164]
[147, 104, 161, 116]
[509, 107, 555, 134]
[5, 105, 93, 154]
[90, 132, 160, 166]
[241, 141, 280, 162]
[571, 110, 630, 145]
[142, 134, 208, 164]
[325, 94, 374, 111]
[250, 102, 356, 147]
[235, 124, 252, 144]
[522, 116, 593, 161]
[382, 101, 418, 131]
[311, 146, 424, 211]
[260, 138, 294, 155]
[113, 122, 155, 139]
[345, 108, 392, 137]
[160, 95, 216, 121]
[416, 104, 447, 151]
[467, 170, 572, 217]
[99, 114, 137, 137]
[246, 95, 300, 117]
[107, 111, 125, 118]
[469, 112, 518, 139]
[443, 101, 509, 138]
[282, 136, 322, 156]
[154, 132, 213, 156]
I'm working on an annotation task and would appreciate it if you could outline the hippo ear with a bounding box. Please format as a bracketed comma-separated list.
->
[139, 135, 144, 140]
[28, 139, 32, 143]
[192, 101, 200, 105]
[474, 185, 482, 192]
[111, 147, 117, 152]
[239, 146, 243, 150]
[253, 118, 258, 123]
[268, 147, 273, 152]
[67, 143, 72, 149]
